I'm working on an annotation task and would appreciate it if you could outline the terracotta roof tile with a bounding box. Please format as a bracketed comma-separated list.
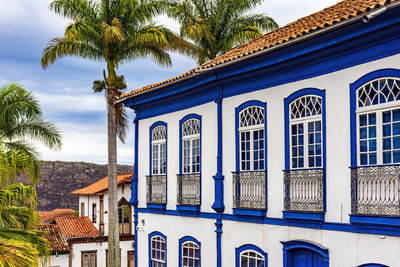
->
[71, 173, 133, 195]
[39, 224, 69, 252]
[56, 217, 100, 238]
[120, 0, 398, 99]
[39, 209, 75, 224]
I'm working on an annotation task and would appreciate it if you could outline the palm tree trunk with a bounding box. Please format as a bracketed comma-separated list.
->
[107, 91, 121, 267]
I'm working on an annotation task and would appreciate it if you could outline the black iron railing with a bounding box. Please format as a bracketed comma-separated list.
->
[232, 171, 267, 210]
[351, 165, 400, 216]
[146, 175, 167, 204]
[177, 173, 201, 206]
[283, 169, 324, 213]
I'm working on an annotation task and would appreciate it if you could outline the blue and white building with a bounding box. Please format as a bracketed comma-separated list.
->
[119, 0, 400, 266]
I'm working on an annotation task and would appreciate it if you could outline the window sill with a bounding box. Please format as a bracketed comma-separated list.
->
[350, 214, 400, 228]
[233, 208, 266, 217]
[176, 205, 200, 214]
[146, 203, 166, 211]
[283, 211, 325, 222]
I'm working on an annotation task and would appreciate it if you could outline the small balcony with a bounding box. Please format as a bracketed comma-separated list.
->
[146, 175, 167, 207]
[232, 171, 267, 216]
[351, 165, 400, 217]
[177, 173, 201, 209]
[283, 168, 324, 216]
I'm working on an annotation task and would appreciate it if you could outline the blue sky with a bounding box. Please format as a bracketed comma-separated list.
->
[0, 0, 338, 165]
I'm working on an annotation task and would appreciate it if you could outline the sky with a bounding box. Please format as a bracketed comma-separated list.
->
[0, 0, 339, 165]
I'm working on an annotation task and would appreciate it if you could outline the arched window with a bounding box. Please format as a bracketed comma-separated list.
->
[118, 198, 131, 235]
[179, 236, 201, 267]
[181, 115, 201, 174]
[149, 232, 167, 267]
[281, 240, 329, 267]
[151, 123, 167, 175]
[355, 77, 400, 165]
[236, 101, 266, 171]
[289, 95, 323, 169]
[235, 244, 267, 267]
[358, 264, 388, 267]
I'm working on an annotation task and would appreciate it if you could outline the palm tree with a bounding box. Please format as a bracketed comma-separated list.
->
[167, 0, 278, 65]
[41, 1, 188, 265]
[0, 82, 61, 266]
[0, 82, 62, 186]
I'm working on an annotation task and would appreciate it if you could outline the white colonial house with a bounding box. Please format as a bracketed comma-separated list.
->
[118, 0, 400, 266]
[41, 173, 135, 267]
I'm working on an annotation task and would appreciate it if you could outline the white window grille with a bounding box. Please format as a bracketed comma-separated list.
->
[356, 77, 400, 165]
[182, 119, 200, 174]
[182, 241, 200, 267]
[152, 125, 167, 175]
[239, 106, 265, 171]
[151, 236, 166, 267]
[239, 250, 265, 267]
[289, 95, 322, 169]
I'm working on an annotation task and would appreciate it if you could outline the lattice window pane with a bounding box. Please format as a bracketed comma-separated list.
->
[359, 113, 377, 165]
[291, 123, 304, 168]
[182, 242, 200, 267]
[183, 119, 200, 136]
[240, 250, 265, 267]
[382, 108, 400, 164]
[290, 96, 322, 119]
[152, 126, 166, 141]
[151, 236, 166, 267]
[308, 121, 322, 167]
[357, 78, 400, 108]
[239, 106, 264, 128]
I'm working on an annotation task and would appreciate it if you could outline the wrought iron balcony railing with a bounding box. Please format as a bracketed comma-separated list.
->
[146, 175, 167, 204]
[232, 171, 267, 210]
[177, 173, 201, 206]
[351, 165, 400, 216]
[283, 169, 324, 213]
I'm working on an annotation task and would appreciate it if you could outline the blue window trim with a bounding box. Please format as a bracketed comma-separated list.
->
[148, 231, 167, 267]
[235, 244, 268, 267]
[149, 121, 168, 175]
[283, 88, 327, 220]
[235, 100, 268, 172]
[349, 69, 400, 227]
[350, 68, 400, 167]
[358, 264, 389, 267]
[178, 114, 202, 212]
[281, 240, 329, 267]
[148, 121, 168, 210]
[178, 236, 201, 267]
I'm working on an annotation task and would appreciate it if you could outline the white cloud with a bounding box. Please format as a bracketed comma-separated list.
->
[35, 93, 106, 113]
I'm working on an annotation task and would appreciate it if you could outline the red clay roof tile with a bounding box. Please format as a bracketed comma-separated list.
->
[71, 173, 132, 195]
[39, 224, 69, 252]
[120, 0, 398, 99]
[56, 217, 100, 238]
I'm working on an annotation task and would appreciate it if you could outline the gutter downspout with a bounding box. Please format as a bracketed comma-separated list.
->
[117, 2, 400, 103]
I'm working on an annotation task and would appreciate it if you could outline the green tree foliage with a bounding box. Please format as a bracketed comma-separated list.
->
[0, 82, 62, 267]
[167, 0, 278, 64]
[41, 1, 188, 266]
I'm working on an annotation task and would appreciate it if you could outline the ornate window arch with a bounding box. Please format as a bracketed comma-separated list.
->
[149, 231, 167, 267]
[180, 114, 201, 174]
[235, 244, 267, 267]
[150, 122, 167, 175]
[179, 236, 201, 267]
[350, 69, 400, 166]
[235, 101, 267, 171]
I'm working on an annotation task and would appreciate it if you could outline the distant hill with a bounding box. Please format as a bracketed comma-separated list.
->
[17, 161, 132, 211]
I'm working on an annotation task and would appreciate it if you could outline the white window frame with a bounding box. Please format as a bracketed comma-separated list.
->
[239, 249, 265, 267]
[238, 106, 265, 171]
[151, 236, 166, 266]
[181, 241, 200, 267]
[152, 126, 167, 175]
[289, 115, 322, 169]
[182, 119, 200, 174]
[356, 101, 400, 165]
[289, 94, 323, 169]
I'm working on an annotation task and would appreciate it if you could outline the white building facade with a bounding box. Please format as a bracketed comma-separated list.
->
[121, 1, 400, 266]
